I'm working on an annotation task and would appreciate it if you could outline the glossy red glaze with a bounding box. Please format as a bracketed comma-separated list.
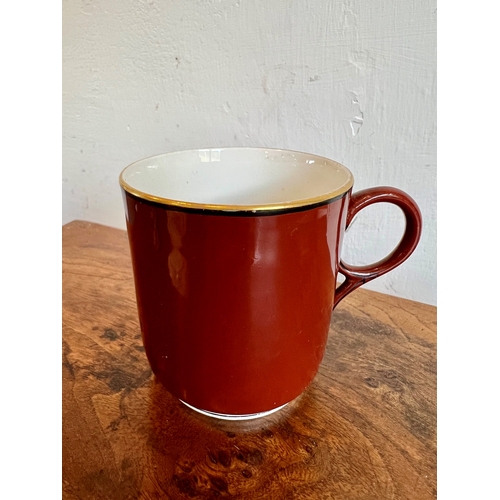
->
[124, 192, 349, 415]
[122, 185, 422, 416]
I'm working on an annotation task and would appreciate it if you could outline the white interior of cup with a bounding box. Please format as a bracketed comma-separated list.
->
[120, 148, 353, 210]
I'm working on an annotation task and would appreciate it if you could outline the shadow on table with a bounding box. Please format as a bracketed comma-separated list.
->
[143, 377, 393, 499]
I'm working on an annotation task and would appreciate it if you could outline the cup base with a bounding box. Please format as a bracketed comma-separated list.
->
[179, 399, 288, 421]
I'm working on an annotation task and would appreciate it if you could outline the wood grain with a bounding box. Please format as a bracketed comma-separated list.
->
[62, 220, 436, 499]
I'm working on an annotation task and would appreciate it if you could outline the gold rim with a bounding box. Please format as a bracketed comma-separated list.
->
[119, 148, 354, 212]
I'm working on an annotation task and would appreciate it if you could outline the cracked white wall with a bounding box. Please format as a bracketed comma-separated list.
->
[63, 0, 436, 305]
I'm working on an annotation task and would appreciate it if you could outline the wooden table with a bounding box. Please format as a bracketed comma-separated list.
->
[62, 221, 436, 500]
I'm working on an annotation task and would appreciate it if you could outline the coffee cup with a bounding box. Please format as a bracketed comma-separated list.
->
[120, 148, 422, 420]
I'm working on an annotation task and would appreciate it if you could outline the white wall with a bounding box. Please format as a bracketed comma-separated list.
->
[63, 0, 436, 305]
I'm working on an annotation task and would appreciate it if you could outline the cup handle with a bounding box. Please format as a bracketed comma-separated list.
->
[333, 186, 423, 309]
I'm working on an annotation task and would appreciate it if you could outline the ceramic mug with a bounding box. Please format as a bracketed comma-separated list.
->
[120, 148, 422, 420]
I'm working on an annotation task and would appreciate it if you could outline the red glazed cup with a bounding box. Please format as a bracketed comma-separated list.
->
[120, 148, 422, 420]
